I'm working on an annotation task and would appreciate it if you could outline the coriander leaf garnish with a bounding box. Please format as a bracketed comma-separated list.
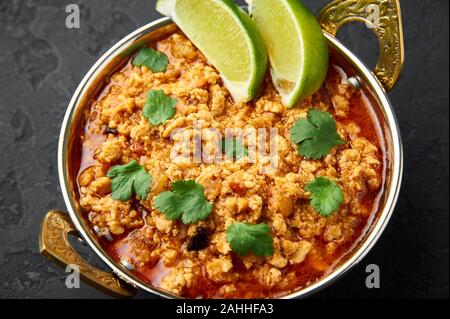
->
[221, 137, 249, 160]
[106, 160, 152, 201]
[226, 222, 274, 257]
[290, 109, 345, 160]
[132, 48, 168, 73]
[305, 176, 344, 217]
[142, 90, 177, 125]
[154, 180, 213, 224]
[120, 40, 147, 58]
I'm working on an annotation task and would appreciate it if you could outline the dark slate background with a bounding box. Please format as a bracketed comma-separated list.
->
[0, 0, 448, 299]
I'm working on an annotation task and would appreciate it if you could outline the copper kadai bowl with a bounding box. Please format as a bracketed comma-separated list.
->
[39, 0, 404, 299]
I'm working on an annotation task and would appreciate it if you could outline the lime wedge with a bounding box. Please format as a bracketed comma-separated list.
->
[157, 0, 268, 103]
[247, 0, 329, 107]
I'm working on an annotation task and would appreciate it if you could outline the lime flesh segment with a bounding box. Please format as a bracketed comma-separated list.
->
[248, 0, 329, 107]
[157, 0, 267, 103]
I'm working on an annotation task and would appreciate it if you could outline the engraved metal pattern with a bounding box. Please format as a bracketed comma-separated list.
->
[39, 210, 136, 298]
[318, 0, 405, 91]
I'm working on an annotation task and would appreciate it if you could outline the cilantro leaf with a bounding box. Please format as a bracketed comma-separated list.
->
[154, 180, 213, 224]
[221, 137, 249, 160]
[132, 48, 168, 73]
[106, 160, 152, 201]
[142, 90, 177, 125]
[226, 222, 274, 257]
[305, 177, 344, 217]
[290, 109, 345, 160]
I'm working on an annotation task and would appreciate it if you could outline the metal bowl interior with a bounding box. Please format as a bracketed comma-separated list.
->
[58, 17, 403, 299]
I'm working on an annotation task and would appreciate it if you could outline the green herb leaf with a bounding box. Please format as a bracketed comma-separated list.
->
[305, 176, 344, 217]
[226, 222, 274, 257]
[290, 109, 345, 160]
[221, 137, 249, 160]
[120, 40, 147, 58]
[132, 48, 168, 73]
[154, 180, 213, 224]
[142, 90, 177, 125]
[106, 160, 152, 201]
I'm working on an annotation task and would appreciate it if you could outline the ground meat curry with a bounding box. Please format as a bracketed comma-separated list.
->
[76, 31, 386, 298]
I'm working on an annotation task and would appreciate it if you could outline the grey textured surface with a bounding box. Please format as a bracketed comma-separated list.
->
[0, 0, 448, 299]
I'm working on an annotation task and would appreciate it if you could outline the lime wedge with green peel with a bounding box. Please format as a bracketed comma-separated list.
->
[156, 0, 268, 103]
[247, 0, 329, 107]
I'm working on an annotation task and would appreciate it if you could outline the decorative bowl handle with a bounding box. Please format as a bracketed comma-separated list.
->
[39, 210, 136, 298]
[318, 0, 404, 91]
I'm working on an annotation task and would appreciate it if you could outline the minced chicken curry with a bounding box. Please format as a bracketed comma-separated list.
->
[76, 31, 385, 298]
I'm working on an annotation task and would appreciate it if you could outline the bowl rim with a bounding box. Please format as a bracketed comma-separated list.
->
[58, 17, 403, 299]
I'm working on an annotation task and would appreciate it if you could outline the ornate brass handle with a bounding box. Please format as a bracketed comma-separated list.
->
[318, 0, 404, 91]
[39, 210, 136, 298]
